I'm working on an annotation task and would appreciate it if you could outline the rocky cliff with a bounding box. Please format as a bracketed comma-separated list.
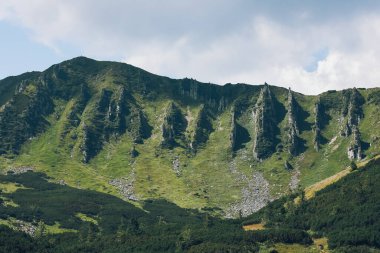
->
[286, 88, 301, 156]
[252, 84, 278, 160]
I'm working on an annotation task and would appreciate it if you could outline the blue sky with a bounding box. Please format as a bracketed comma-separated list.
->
[1, 0, 380, 94]
[0, 21, 79, 78]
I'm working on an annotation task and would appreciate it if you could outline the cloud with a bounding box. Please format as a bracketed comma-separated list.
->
[1, 1, 380, 94]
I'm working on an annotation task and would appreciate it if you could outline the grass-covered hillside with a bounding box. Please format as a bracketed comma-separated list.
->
[1, 56, 380, 217]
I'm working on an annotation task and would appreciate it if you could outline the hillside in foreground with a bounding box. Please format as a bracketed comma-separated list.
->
[244, 157, 380, 252]
[1, 156, 379, 252]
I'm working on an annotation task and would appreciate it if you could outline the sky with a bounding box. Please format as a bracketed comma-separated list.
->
[1, 1, 380, 94]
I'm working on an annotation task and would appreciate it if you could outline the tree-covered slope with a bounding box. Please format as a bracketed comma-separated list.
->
[1, 56, 380, 217]
[244, 158, 380, 252]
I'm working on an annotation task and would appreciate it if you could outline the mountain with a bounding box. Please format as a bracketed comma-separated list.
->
[1, 57, 380, 252]
[1, 56, 380, 218]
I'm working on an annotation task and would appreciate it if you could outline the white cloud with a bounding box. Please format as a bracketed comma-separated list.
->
[1, 1, 380, 94]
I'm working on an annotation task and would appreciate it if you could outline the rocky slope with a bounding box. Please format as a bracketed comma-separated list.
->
[1, 57, 380, 217]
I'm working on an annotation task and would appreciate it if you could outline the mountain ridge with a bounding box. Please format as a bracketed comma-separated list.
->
[4, 56, 373, 98]
[1, 56, 380, 218]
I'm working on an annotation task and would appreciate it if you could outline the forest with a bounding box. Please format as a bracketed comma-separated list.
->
[244, 159, 380, 252]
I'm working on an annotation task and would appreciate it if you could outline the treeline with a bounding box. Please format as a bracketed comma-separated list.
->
[0, 224, 315, 253]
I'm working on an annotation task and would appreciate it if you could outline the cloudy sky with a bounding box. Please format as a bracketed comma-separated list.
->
[1, 1, 380, 94]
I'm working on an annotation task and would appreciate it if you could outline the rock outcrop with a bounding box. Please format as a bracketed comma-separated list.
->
[286, 88, 301, 156]
[66, 83, 90, 130]
[230, 108, 238, 152]
[106, 87, 128, 135]
[80, 89, 113, 162]
[161, 102, 187, 148]
[190, 105, 213, 151]
[127, 107, 151, 144]
[341, 88, 364, 137]
[339, 88, 365, 160]
[178, 78, 233, 111]
[79, 88, 151, 162]
[347, 126, 363, 160]
[252, 84, 277, 160]
[313, 99, 323, 151]
[81, 123, 91, 163]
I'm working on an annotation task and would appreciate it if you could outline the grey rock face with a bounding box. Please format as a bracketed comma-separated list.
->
[339, 88, 365, 160]
[252, 84, 277, 160]
[313, 100, 323, 151]
[341, 88, 364, 137]
[286, 88, 300, 156]
[81, 123, 90, 163]
[230, 108, 238, 152]
[347, 126, 363, 161]
[108, 87, 128, 135]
